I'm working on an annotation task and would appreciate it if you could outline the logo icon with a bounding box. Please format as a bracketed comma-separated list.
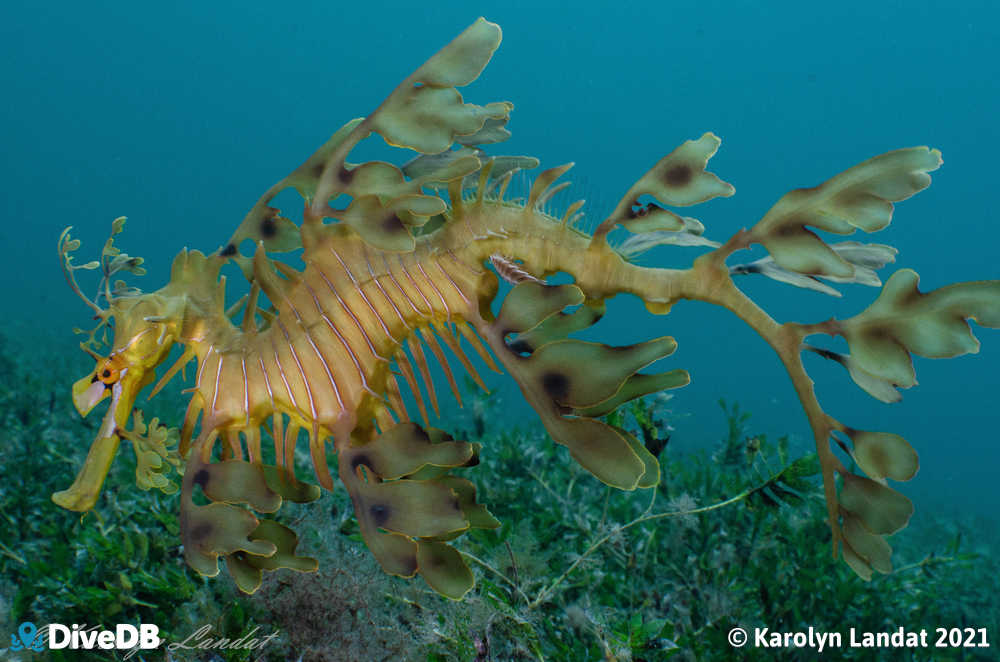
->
[10, 622, 46, 652]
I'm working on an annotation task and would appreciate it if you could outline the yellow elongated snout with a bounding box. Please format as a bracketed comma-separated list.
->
[55, 357, 152, 511]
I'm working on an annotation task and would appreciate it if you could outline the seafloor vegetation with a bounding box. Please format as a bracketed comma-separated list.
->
[1, 329, 997, 662]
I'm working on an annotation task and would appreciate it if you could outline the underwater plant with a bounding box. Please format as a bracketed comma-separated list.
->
[54, 17, 999, 599]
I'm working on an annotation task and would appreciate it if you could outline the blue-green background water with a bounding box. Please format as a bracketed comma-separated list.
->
[2, 0, 997, 530]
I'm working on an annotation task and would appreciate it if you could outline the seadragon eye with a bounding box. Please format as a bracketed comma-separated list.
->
[97, 362, 119, 385]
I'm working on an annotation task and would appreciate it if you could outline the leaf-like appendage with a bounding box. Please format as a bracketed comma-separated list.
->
[730, 241, 897, 297]
[508, 301, 605, 354]
[121, 412, 182, 495]
[525, 337, 678, 409]
[482, 281, 688, 490]
[389, 193, 448, 220]
[416, 541, 474, 600]
[550, 417, 650, 488]
[847, 429, 918, 482]
[434, 476, 501, 530]
[822, 242, 899, 286]
[222, 119, 363, 256]
[353, 480, 468, 538]
[616, 218, 720, 260]
[839, 472, 913, 535]
[224, 520, 318, 594]
[495, 281, 584, 335]
[283, 119, 365, 203]
[573, 371, 690, 418]
[373, 18, 506, 154]
[337, 195, 415, 252]
[841, 511, 893, 578]
[376, 89, 511, 156]
[842, 269, 1000, 389]
[836, 468, 915, 579]
[219, 18, 510, 261]
[750, 147, 941, 278]
[344, 422, 473, 480]
[308, 18, 507, 246]
[414, 17, 503, 87]
[455, 117, 511, 145]
[366, 530, 419, 578]
[402, 146, 480, 180]
[595, 133, 734, 239]
[338, 423, 496, 597]
[807, 347, 903, 403]
[335, 160, 410, 199]
[190, 460, 281, 512]
[842, 353, 903, 403]
[178, 438, 324, 585]
[403, 148, 536, 192]
[182, 502, 276, 577]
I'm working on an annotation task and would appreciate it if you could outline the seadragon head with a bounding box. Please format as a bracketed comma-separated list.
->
[54, 218, 223, 511]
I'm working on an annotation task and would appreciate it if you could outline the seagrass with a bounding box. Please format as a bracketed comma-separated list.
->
[55, 18, 1000, 598]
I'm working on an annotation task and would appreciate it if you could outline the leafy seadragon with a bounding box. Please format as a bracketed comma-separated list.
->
[55, 18, 1000, 598]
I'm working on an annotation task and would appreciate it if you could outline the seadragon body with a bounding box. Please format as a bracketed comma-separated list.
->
[55, 18, 1000, 598]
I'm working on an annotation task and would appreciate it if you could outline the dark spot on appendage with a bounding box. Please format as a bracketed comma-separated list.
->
[664, 164, 692, 186]
[220, 243, 237, 257]
[260, 216, 277, 238]
[864, 326, 892, 342]
[102, 369, 111, 378]
[541, 372, 569, 400]
[350, 454, 371, 471]
[370, 503, 391, 527]
[233, 551, 246, 561]
[338, 167, 354, 184]
[382, 214, 405, 233]
[773, 222, 803, 238]
[193, 469, 210, 487]
[190, 522, 212, 541]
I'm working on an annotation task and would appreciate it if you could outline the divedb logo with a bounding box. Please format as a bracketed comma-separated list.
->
[10, 621, 160, 657]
